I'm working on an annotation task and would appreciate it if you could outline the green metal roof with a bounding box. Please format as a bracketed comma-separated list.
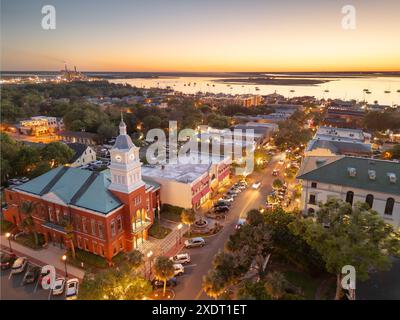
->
[297, 157, 400, 196]
[14, 167, 122, 214]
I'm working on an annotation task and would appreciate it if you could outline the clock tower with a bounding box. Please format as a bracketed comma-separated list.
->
[108, 117, 144, 193]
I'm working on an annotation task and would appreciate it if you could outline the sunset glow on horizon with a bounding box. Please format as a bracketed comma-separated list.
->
[1, 0, 400, 72]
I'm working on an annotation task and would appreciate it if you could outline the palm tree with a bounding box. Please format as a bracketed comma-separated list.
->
[153, 256, 175, 297]
[64, 222, 76, 259]
[181, 209, 196, 237]
[20, 201, 39, 246]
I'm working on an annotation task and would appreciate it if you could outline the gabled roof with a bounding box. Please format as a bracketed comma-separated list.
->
[306, 139, 371, 155]
[67, 143, 89, 163]
[297, 157, 400, 196]
[14, 167, 122, 214]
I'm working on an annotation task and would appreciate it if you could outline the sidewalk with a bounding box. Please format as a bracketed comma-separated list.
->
[0, 235, 85, 280]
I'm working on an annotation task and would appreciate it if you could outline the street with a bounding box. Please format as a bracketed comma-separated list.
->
[0, 258, 66, 300]
[174, 153, 287, 300]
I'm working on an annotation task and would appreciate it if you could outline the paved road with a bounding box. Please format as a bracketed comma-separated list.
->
[174, 154, 287, 300]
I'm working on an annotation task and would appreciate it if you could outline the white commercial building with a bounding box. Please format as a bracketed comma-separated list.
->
[297, 156, 400, 228]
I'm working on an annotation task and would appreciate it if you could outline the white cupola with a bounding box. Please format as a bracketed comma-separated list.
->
[108, 114, 144, 193]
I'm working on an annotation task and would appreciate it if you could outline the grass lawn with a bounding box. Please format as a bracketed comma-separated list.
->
[160, 210, 181, 222]
[148, 221, 172, 239]
[283, 270, 320, 300]
[1, 219, 15, 235]
[67, 248, 109, 270]
[14, 233, 45, 250]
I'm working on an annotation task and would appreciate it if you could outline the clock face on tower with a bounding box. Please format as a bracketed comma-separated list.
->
[129, 153, 135, 161]
[115, 155, 122, 162]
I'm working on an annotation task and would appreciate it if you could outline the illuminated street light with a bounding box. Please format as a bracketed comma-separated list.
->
[147, 251, 153, 280]
[5, 232, 13, 252]
[177, 223, 183, 244]
[61, 254, 68, 277]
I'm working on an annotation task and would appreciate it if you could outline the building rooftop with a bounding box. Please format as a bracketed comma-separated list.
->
[67, 143, 88, 163]
[297, 157, 400, 196]
[13, 166, 122, 214]
[306, 139, 372, 155]
[142, 163, 210, 184]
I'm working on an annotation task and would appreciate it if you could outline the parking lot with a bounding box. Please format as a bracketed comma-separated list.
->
[0, 250, 68, 300]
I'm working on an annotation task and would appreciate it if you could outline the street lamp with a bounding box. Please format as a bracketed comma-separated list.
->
[177, 223, 183, 244]
[5, 232, 12, 252]
[147, 251, 153, 280]
[61, 254, 68, 278]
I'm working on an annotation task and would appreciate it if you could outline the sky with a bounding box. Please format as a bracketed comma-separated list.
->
[1, 0, 400, 72]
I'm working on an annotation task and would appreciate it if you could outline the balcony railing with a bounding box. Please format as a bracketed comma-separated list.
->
[132, 218, 152, 234]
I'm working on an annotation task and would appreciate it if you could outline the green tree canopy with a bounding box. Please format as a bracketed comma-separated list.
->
[289, 199, 400, 299]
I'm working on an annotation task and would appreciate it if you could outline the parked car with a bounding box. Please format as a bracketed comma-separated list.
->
[184, 237, 206, 248]
[229, 187, 241, 194]
[39, 267, 51, 288]
[52, 277, 66, 295]
[173, 264, 184, 276]
[206, 211, 226, 220]
[152, 277, 177, 289]
[214, 200, 231, 207]
[278, 159, 285, 164]
[213, 206, 229, 213]
[252, 181, 261, 189]
[272, 169, 279, 176]
[65, 278, 79, 300]
[170, 253, 191, 265]
[0, 252, 17, 270]
[221, 195, 234, 203]
[19, 177, 29, 183]
[234, 183, 246, 190]
[226, 191, 238, 197]
[22, 265, 41, 285]
[11, 257, 28, 275]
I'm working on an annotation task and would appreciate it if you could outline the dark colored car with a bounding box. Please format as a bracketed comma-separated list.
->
[151, 277, 178, 289]
[213, 206, 229, 213]
[22, 265, 41, 285]
[214, 200, 231, 208]
[0, 253, 17, 270]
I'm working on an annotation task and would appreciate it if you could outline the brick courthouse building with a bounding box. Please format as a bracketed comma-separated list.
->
[3, 120, 160, 262]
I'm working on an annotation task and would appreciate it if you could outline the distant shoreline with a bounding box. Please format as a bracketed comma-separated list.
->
[213, 77, 332, 86]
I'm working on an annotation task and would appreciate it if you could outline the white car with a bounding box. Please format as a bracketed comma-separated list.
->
[220, 196, 234, 203]
[91, 160, 103, 166]
[184, 237, 206, 248]
[52, 277, 66, 296]
[170, 253, 191, 265]
[11, 257, 28, 275]
[173, 264, 184, 276]
[252, 181, 261, 189]
[65, 278, 79, 300]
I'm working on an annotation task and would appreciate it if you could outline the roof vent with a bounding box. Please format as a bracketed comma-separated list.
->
[368, 170, 376, 180]
[347, 167, 357, 177]
[387, 173, 397, 184]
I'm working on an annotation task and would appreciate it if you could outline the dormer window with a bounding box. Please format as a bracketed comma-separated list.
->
[387, 173, 397, 184]
[368, 170, 376, 180]
[347, 167, 357, 177]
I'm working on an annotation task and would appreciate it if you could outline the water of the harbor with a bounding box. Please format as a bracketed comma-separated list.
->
[110, 76, 400, 106]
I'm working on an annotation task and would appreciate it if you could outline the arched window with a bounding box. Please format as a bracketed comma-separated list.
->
[384, 198, 395, 215]
[345, 191, 354, 205]
[365, 194, 374, 209]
